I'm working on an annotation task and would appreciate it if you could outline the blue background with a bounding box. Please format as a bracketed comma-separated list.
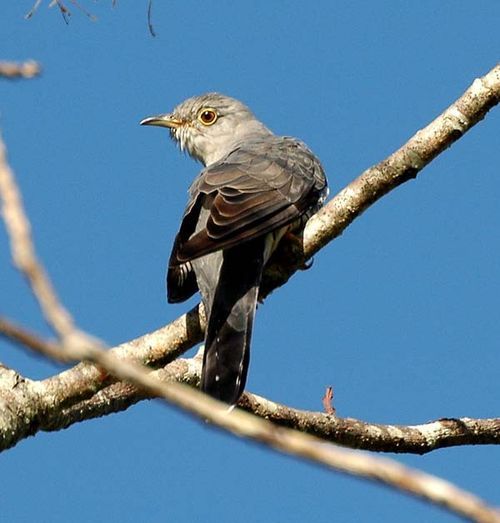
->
[1, 2, 499, 522]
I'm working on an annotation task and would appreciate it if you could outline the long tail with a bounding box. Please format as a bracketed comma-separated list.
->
[200, 237, 265, 405]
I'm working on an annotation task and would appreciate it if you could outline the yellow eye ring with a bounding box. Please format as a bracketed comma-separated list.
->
[198, 108, 218, 126]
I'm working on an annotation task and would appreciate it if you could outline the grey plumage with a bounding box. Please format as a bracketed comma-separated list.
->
[141, 93, 327, 404]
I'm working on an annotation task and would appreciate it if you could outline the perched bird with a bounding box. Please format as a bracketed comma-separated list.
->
[141, 93, 327, 404]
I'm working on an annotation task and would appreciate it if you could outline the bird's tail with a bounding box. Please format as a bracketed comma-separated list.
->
[201, 237, 265, 405]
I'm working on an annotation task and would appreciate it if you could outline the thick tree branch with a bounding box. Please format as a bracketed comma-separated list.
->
[3, 327, 498, 456]
[262, 62, 500, 292]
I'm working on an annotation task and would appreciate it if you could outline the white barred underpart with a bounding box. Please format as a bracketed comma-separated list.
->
[178, 261, 193, 285]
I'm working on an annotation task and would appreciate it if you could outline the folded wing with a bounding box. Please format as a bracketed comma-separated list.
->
[169, 137, 326, 272]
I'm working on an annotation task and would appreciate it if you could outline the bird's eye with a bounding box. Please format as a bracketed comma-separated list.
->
[198, 108, 218, 126]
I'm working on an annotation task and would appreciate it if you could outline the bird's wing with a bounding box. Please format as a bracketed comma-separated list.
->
[171, 137, 327, 265]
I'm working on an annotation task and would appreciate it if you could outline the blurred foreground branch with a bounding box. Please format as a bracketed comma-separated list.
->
[0, 61, 41, 79]
[0, 136, 102, 350]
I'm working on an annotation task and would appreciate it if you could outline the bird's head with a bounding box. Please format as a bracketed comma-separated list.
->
[140, 93, 272, 166]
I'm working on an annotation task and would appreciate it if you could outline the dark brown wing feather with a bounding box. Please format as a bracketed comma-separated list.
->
[169, 136, 327, 269]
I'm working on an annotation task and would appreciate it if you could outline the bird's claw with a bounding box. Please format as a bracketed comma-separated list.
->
[298, 257, 314, 271]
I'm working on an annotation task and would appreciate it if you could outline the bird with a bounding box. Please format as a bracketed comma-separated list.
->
[141, 93, 328, 405]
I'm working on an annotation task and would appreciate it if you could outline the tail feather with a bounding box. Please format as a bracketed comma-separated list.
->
[200, 237, 265, 404]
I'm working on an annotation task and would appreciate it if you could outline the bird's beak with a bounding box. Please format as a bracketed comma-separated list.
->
[140, 113, 182, 128]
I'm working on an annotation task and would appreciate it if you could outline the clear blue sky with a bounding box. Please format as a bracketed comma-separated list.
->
[1, 2, 499, 522]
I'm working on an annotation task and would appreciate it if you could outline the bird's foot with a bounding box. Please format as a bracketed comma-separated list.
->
[282, 231, 311, 270]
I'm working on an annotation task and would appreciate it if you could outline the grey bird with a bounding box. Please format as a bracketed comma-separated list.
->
[141, 93, 328, 404]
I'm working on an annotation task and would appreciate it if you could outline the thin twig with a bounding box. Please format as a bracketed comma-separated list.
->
[322, 386, 335, 415]
[27, 0, 97, 22]
[69, 0, 97, 21]
[25, 0, 43, 19]
[52, 0, 71, 24]
[147, 0, 156, 37]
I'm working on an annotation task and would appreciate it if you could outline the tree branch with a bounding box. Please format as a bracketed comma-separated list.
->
[262, 62, 500, 292]
[239, 395, 500, 454]
[3, 325, 498, 456]
[0, 316, 71, 362]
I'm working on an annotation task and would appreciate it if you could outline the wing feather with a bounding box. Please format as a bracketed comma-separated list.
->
[170, 136, 327, 267]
